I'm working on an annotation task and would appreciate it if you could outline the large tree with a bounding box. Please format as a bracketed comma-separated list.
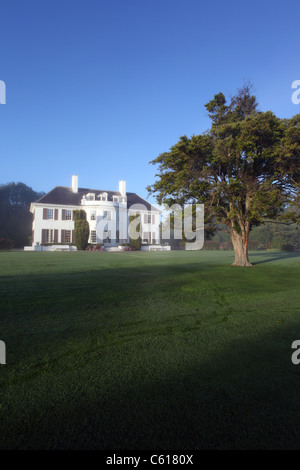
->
[147, 85, 300, 266]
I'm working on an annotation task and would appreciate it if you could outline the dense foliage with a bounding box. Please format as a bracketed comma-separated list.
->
[0, 238, 14, 250]
[0, 182, 44, 247]
[73, 210, 89, 251]
[129, 214, 142, 250]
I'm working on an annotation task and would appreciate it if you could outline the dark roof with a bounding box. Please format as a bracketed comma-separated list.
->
[34, 186, 160, 212]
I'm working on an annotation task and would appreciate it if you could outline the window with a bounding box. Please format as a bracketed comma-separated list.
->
[42, 229, 58, 244]
[62, 209, 73, 221]
[86, 193, 95, 201]
[99, 193, 107, 201]
[103, 210, 111, 221]
[46, 208, 53, 220]
[61, 230, 71, 243]
[113, 196, 119, 203]
[91, 211, 96, 221]
[144, 214, 151, 224]
[46, 229, 54, 243]
[143, 232, 151, 243]
[64, 230, 71, 243]
[91, 230, 97, 243]
[104, 231, 111, 243]
[65, 210, 72, 220]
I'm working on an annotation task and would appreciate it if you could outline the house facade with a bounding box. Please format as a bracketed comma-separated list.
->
[28, 175, 161, 249]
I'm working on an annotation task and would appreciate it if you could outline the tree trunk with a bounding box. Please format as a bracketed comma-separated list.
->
[231, 229, 253, 267]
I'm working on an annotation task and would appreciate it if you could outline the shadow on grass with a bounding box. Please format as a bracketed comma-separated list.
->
[250, 251, 300, 265]
[1, 319, 300, 450]
[0, 254, 300, 449]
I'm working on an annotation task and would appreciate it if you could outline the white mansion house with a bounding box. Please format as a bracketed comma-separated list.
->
[27, 175, 161, 250]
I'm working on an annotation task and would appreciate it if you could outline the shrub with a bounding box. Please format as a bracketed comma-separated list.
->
[281, 243, 295, 252]
[203, 241, 220, 250]
[129, 214, 142, 251]
[219, 242, 233, 250]
[0, 238, 13, 250]
[73, 209, 87, 221]
[74, 210, 89, 251]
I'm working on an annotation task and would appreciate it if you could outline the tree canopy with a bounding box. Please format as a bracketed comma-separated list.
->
[147, 85, 300, 266]
[0, 182, 44, 247]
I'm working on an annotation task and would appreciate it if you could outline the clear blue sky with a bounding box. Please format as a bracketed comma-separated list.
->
[0, 0, 299, 204]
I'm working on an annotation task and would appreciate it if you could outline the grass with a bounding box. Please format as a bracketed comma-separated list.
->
[0, 249, 300, 449]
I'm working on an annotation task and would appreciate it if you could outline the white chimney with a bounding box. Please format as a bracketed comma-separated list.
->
[119, 180, 126, 197]
[72, 175, 78, 193]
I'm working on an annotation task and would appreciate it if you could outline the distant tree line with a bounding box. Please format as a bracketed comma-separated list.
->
[160, 206, 300, 251]
[0, 182, 44, 248]
[213, 213, 300, 251]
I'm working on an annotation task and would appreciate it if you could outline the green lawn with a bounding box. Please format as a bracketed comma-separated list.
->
[0, 249, 300, 449]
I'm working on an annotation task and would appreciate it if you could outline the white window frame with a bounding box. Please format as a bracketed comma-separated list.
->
[99, 192, 107, 201]
[103, 210, 111, 221]
[91, 230, 97, 243]
[46, 229, 54, 243]
[144, 214, 151, 224]
[104, 230, 111, 243]
[65, 209, 72, 221]
[46, 208, 54, 220]
[64, 230, 71, 243]
[142, 231, 151, 243]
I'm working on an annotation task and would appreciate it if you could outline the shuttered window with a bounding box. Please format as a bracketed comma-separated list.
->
[62, 209, 72, 220]
[91, 230, 97, 243]
[142, 232, 151, 243]
[65, 210, 72, 220]
[42, 229, 54, 243]
[43, 208, 54, 220]
[62, 230, 71, 243]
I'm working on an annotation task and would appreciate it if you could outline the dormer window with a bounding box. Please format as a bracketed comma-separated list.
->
[86, 193, 95, 201]
[99, 192, 107, 201]
[113, 195, 119, 203]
